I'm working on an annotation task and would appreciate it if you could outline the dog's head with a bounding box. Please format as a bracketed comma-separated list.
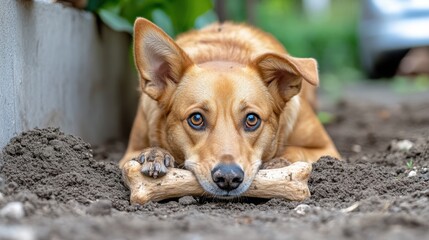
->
[134, 18, 319, 198]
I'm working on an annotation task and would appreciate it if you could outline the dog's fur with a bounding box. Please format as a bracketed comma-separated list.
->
[119, 18, 340, 197]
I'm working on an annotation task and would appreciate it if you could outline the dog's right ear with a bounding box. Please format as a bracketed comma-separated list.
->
[134, 18, 193, 101]
[252, 53, 319, 105]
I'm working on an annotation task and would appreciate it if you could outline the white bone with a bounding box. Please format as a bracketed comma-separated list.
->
[123, 160, 312, 204]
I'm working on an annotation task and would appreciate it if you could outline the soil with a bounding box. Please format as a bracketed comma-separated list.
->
[1, 89, 429, 239]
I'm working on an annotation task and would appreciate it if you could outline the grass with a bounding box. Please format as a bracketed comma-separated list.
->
[406, 159, 414, 170]
[390, 75, 429, 93]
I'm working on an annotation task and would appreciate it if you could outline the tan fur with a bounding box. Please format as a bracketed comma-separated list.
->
[120, 18, 340, 197]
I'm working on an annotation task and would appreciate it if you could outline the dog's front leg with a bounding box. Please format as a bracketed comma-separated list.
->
[285, 145, 340, 163]
[261, 143, 339, 169]
[278, 145, 340, 165]
[261, 157, 292, 169]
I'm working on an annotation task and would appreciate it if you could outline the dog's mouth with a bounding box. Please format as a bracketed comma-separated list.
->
[196, 177, 253, 198]
[184, 157, 261, 198]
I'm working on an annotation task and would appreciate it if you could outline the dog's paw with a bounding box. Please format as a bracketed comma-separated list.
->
[137, 147, 175, 179]
[261, 157, 291, 169]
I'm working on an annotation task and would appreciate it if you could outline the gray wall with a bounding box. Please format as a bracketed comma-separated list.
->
[0, 0, 138, 149]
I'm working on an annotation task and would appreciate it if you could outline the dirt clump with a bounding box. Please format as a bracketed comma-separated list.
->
[0, 128, 129, 210]
[307, 155, 428, 208]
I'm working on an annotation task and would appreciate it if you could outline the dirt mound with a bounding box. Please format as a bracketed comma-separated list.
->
[307, 155, 428, 208]
[0, 128, 129, 210]
[0, 124, 428, 239]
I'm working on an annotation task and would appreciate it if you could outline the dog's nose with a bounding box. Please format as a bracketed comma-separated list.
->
[211, 164, 244, 191]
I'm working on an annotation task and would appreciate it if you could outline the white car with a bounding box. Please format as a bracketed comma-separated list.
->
[359, 0, 429, 78]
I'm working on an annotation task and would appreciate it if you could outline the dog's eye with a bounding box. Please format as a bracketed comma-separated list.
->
[244, 113, 261, 131]
[187, 113, 205, 130]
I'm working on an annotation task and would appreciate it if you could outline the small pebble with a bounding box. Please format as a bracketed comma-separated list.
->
[421, 168, 428, 174]
[178, 196, 197, 205]
[73, 144, 82, 151]
[0, 202, 25, 219]
[86, 200, 112, 216]
[408, 170, 417, 177]
[341, 202, 360, 213]
[294, 204, 311, 215]
[351, 144, 362, 153]
[0, 226, 35, 240]
[389, 140, 414, 152]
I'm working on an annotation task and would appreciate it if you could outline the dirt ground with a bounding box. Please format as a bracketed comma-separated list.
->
[1, 85, 429, 240]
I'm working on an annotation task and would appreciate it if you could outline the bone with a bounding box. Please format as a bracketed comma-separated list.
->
[122, 160, 312, 205]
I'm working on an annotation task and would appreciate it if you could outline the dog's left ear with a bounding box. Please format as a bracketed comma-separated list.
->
[253, 53, 319, 103]
[134, 18, 193, 102]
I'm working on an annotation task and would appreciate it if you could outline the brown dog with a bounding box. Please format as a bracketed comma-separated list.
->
[119, 18, 340, 198]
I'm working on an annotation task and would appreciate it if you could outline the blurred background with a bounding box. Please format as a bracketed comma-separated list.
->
[82, 0, 429, 100]
[1, 0, 429, 148]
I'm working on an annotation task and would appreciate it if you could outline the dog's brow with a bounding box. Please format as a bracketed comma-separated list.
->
[201, 103, 210, 112]
[183, 101, 210, 117]
[239, 101, 248, 112]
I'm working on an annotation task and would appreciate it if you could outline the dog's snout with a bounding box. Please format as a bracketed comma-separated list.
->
[211, 164, 244, 191]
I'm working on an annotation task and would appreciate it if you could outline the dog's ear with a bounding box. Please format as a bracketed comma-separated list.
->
[134, 18, 193, 101]
[253, 53, 319, 103]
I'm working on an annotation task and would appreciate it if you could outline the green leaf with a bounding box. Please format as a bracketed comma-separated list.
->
[390, 75, 429, 93]
[165, 0, 214, 33]
[86, 0, 119, 12]
[152, 9, 174, 37]
[195, 10, 218, 29]
[98, 7, 133, 33]
[88, 0, 216, 37]
[406, 159, 414, 169]
[120, 0, 165, 27]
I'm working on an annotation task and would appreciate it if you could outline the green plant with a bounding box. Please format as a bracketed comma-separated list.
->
[390, 75, 429, 93]
[86, 0, 217, 37]
[226, 0, 362, 82]
[406, 159, 414, 170]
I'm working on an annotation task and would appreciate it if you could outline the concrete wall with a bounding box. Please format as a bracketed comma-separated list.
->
[0, 0, 138, 149]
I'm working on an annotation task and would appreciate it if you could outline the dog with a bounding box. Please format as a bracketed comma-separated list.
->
[119, 18, 340, 198]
